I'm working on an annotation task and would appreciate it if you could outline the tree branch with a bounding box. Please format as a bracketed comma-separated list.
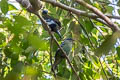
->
[35, 13, 81, 80]
[41, 0, 120, 32]
[93, 18, 109, 26]
[40, 0, 120, 19]
[76, 0, 120, 32]
[16, 0, 80, 79]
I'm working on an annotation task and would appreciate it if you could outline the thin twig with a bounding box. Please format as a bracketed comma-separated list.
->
[17, 10, 23, 16]
[93, 18, 109, 27]
[89, 19, 106, 39]
[115, 57, 119, 77]
[50, 38, 53, 65]
[71, 14, 95, 50]
[112, 54, 119, 78]
[99, 58, 109, 80]
[104, 58, 114, 78]
[40, 70, 53, 75]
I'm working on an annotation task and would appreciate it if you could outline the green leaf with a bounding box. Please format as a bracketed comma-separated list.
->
[57, 67, 71, 79]
[80, 34, 90, 45]
[4, 62, 23, 80]
[0, 0, 8, 14]
[28, 34, 48, 51]
[94, 73, 100, 79]
[71, 21, 82, 39]
[56, 8, 63, 16]
[48, 6, 56, 14]
[84, 20, 94, 33]
[24, 66, 38, 75]
[38, 64, 43, 77]
[86, 68, 93, 77]
[9, 4, 17, 11]
[63, 18, 71, 26]
[105, 6, 113, 13]
[79, 72, 86, 80]
[79, 18, 94, 33]
[93, 2, 101, 10]
[12, 16, 32, 34]
[14, 16, 32, 27]
[95, 31, 120, 57]
[71, 71, 77, 80]
[116, 46, 120, 58]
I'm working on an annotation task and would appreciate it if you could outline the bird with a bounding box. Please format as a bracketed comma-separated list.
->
[42, 10, 62, 39]
[52, 38, 73, 71]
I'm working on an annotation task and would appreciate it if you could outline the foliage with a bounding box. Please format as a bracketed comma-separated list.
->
[0, 0, 120, 80]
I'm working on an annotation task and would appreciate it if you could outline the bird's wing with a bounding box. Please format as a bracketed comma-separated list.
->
[52, 49, 61, 70]
[60, 42, 65, 47]
[46, 19, 55, 25]
[54, 19, 61, 28]
[42, 14, 61, 29]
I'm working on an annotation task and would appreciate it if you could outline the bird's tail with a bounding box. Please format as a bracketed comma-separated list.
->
[51, 58, 62, 72]
[56, 30, 62, 39]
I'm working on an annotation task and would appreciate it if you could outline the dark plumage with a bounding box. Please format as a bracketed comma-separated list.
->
[52, 38, 73, 71]
[42, 10, 62, 38]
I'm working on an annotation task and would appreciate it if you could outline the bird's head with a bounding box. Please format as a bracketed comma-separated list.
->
[64, 38, 74, 45]
[42, 10, 48, 15]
